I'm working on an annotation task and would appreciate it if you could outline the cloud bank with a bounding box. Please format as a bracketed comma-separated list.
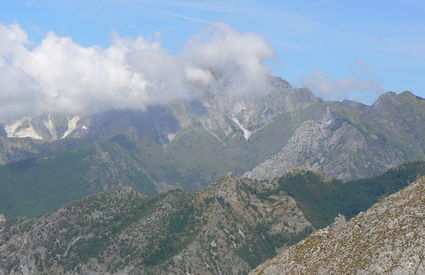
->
[0, 22, 274, 120]
[301, 68, 383, 100]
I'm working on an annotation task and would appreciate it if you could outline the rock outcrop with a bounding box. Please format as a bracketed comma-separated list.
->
[246, 107, 407, 180]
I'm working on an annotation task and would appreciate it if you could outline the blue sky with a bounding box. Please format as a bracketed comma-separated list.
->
[1, 0, 424, 104]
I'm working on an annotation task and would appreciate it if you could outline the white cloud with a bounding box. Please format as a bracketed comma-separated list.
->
[185, 66, 214, 85]
[355, 58, 376, 74]
[0, 66, 41, 120]
[0, 22, 274, 120]
[301, 69, 383, 100]
[184, 23, 274, 96]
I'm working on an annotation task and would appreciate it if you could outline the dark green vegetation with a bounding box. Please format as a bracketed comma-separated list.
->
[236, 226, 311, 267]
[0, 146, 94, 217]
[269, 161, 425, 228]
[0, 140, 159, 218]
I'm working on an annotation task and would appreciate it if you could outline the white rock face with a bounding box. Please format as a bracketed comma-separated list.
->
[167, 132, 176, 142]
[231, 115, 251, 140]
[4, 114, 87, 141]
[5, 119, 43, 140]
[44, 114, 58, 140]
[251, 176, 425, 275]
[61, 116, 80, 138]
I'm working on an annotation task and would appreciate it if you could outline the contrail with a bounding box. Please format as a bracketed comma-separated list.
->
[106, 0, 212, 24]
[141, 22, 187, 36]
[140, 6, 212, 24]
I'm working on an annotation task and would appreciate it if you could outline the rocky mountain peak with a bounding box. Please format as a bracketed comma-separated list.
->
[372, 91, 399, 109]
[372, 90, 424, 111]
[268, 76, 292, 89]
[398, 90, 417, 99]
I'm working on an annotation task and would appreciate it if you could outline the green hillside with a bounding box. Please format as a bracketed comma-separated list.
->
[0, 141, 157, 217]
[272, 161, 425, 228]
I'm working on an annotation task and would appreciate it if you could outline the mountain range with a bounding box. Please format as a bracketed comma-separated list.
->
[1, 161, 424, 274]
[0, 77, 424, 218]
[0, 75, 424, 274]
